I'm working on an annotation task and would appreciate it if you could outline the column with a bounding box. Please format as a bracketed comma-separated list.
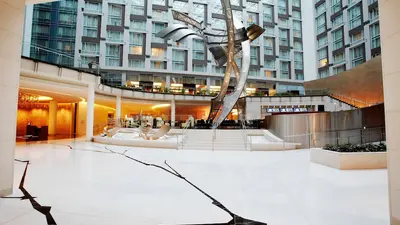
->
[166, 75, 171, 89]
[86, 83, 95, 141]
[380, 1, 400, 224]
[48, 100, 57, 136]
[171, 99, 175, 127]
[121, 72, 127, 86]
[206, 77, 211, 93]
[115, 95, 121, 122]
[0, 0, 26, 197]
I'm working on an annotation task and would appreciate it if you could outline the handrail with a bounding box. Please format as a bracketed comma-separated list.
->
[179, 120, 191, 150]
[240, 119, 249, 151]
[23, 42, 102, 74]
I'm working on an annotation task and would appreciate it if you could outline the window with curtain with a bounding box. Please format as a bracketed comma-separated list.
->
[85, 2, 102, 13]
[318, 48, 328, 67]
[319, 69, 328, 79]
[278, 0, 287, 14]
[152, 22, 167, 43]
[82, 42, 99, 54]
[317, 35, 328, 48]
[370, 23, 380, 49]
[192, 39, 205, 60]
[248, 12, 258, 26]
[106, 44, 121, 66]
[129, 59, 145, 68]
[294, 52, 303, 70]
[250, 47, 258, 65]
[152, 9, 168, 20]
[130, 20, 146, 31]
[172, 49, 186, 71]
[293, 0, 300, 7]
[332, 14, 344, 27]
[264, 37, 274, 55]
[279, 28, 288, 46]
[151, 61, 166, 69]
[331, 0, 341, 14]
[279, 49, 290, 60]
[349, 5, 362, 29]
[59, 13, 75, 24]
[369, 7, 379, 20]
[193, 65, 206, 72]
[264, 26, 275, 36]
[108, 4, 122, 26]
[264, 59, 275, 69]
[333, 65, 345, 75]
[351, 45, 364, 67]
[332, 28, 343, 50]
[107, 31, 123, 42]
[293, 21, 301, 38]
[350, 31, 363, 44]
[151, 47, 165, 58]
[129, 32, 143, 55]
[293, 10, 301, 20]
[294, 41, 302, 50]
[296, 73, 304, 80]
[263, 4, 273, 23]
[316, 2, 326, 15]
[333, 52, 345, 64]
[280, 61, 290, 79]
[131, 0, 145, 15]
[316, 14, 326, 35]
[83, 15, 98, 37]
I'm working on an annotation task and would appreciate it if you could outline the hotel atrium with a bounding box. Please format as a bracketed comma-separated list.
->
[0, 0, 399, 225]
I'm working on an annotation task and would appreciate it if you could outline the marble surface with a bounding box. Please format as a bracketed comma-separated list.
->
[0, 140, 390, 225]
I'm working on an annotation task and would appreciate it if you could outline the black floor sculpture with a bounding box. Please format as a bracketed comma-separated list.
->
[2, 145, 267, 225]
[105, 146, 268, 225]
[1, 160, 57, 225]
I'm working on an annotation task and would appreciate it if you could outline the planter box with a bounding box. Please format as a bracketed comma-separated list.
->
[310, 149, 387, 170]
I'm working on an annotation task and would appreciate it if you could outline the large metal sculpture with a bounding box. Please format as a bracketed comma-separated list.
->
[156, 0, 264, 128]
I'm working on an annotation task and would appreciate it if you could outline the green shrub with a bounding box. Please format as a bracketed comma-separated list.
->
[323, 143, 386, 152]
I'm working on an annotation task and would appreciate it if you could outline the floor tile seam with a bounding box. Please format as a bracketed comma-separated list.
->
[2, 210, 35, 225]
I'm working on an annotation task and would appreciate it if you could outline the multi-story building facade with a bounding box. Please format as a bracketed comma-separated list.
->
[73, 0, 307, 95]
[23, 0, 78, 67]
[314, 0, 380, 79]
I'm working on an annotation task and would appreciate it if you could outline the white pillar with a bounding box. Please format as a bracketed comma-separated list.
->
[171, 99, 176, 127]
[86, 83, 95, 141]
[380, 1, 400, 223]
[115, 95, 121, 121]
[48, 100, 57, 136]
[0, 0, 26, 197]
[206, 77, 211, 92]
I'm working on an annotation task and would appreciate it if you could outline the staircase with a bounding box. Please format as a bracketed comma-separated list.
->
[179, 130, 249, 151]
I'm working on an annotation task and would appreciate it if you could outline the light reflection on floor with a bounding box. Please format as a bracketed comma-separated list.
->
[0, 140, 390, 225]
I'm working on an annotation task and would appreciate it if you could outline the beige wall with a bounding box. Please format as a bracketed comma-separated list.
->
[16, 104, 74, 138]
[380, 0, 400, 224]
[76, 102, 115, 137]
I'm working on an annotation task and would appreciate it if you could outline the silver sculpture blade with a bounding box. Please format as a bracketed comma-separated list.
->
[156, 0, 264, 129]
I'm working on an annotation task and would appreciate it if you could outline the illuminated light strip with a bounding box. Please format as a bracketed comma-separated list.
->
[152, 104, 171, 109]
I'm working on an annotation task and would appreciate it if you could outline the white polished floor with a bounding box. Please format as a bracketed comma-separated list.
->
[0, 140, 390, 225]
